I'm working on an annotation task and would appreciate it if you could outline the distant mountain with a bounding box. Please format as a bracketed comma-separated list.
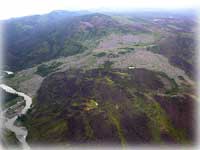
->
[3, 10, 196, 78]
[3, 11, 124, 71]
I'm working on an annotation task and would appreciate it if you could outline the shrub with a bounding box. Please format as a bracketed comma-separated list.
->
[147, 45, 160, 53]
[36, 61, 63, 77]
[93, 52, 106, 57]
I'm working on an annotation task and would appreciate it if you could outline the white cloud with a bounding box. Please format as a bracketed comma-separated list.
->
[0, 0, 199, 19]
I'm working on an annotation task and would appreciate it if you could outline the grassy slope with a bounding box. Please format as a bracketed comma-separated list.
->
[2, 11, 196, 147]
[4, 13, 131, 71]
[22, 68, 195, 145]
[1, 129, 21, 148]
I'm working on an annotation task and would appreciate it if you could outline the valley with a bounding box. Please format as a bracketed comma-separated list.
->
[0, 9, 197, 148]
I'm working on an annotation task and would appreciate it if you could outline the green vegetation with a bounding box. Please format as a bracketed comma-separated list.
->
[104, 76, 114, 85]
[4, 13, 128, 71]
[71, 101, 81, 107]
[34, 41, 50, 55]
[4, 73, 33, 90]
[3, 10, 196, 146]
[102, 101, 126, 147]
[101, 61, 114, 71]
[36, 61, 63, 77]
[152, 32, 162, 40]
[121, 47, 135, 51]
[2, 129, 21, 146]
[3, 97, 23, 110]
[109, 113, 126, 147]
[43, 120, 68, 138]
[118, 47, 135, 55]
[165, 78, 179, 95]
[147, 45, 161, 53]
[1, 90, 24, 110]
[157, 72, 179, 95]
[112, 16, 135, 25]
[16, 114, 27, 126]
[83, 117, 94, 139]
[84, 99, 98, 111]
[118, 51, 127, 55]
[22, 68, 194, 145]
[62, 40, 87, 56]
[3, 74, 15, 79]
[113, 72, 129, 79]
[93, 52, 106, 57]
[23, 68, 194, 145]
[132, 96, 187, 143]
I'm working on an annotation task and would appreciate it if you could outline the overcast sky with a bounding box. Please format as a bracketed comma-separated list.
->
[0, 0, 199, 20]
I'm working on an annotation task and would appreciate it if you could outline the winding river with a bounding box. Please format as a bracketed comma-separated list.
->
[0, 71, 32, 150]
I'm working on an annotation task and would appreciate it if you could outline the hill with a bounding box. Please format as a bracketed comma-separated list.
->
[22, 68, 195, 145]
[3, 11, 130, 71]
[2, 10, 197, 147]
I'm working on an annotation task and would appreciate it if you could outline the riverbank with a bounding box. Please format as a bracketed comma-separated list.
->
[0, 71, 32, 150]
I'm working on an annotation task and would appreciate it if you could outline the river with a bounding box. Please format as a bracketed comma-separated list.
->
[0, 71, 32, 150]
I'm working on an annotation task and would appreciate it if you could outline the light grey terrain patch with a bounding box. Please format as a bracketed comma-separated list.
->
[19, 75, 43, 97]
[112, 50, 193, 85]
[97, 33, 156, 49]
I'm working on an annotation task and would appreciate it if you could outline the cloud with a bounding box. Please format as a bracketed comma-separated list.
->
[0, 0, 199, 19]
